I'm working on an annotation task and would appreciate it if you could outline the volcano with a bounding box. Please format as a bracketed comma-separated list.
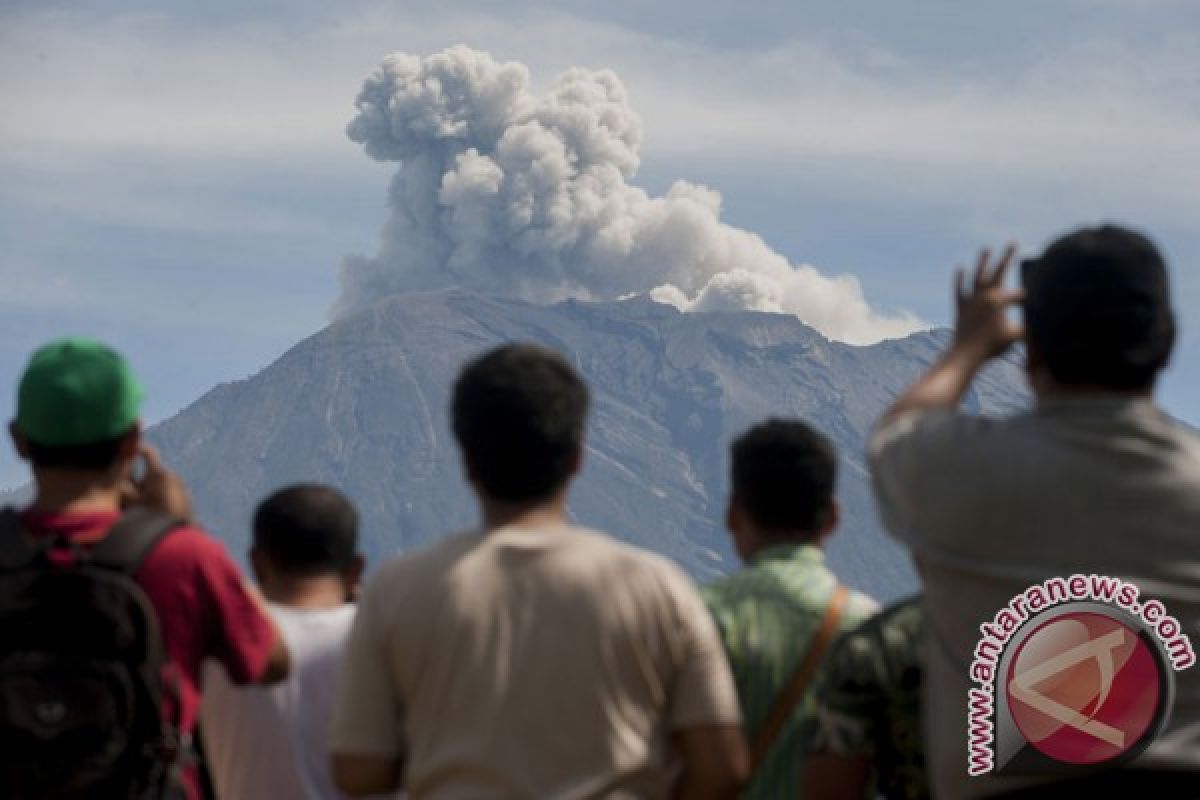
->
[141, 290, 1025, 601]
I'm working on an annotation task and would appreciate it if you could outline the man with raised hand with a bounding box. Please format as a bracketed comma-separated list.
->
[702, 418, 877, 798]
[330, 343, 748, 799]
[870, 227, 1200, 796]
[202, 484, 366, 800]
[1, 337, 289, 799]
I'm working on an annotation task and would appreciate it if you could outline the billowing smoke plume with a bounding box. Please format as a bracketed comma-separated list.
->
[338, 46, 921, 344]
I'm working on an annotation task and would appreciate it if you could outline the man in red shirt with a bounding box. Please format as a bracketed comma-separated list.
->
[5, 337, 290, 798]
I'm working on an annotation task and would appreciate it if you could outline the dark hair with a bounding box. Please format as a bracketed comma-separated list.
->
[253, 484, 359, 577]
[1021, 225, 1175, 391]
[25, 428, 132, 470]
[452, 343, 590, 502]
[731, 418, 837, 537]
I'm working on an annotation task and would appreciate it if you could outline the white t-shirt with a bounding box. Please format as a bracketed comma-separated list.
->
[330, 524, 742, 800]
[202, 602, 358, 800]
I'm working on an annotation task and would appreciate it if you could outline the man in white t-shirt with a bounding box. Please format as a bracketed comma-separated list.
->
[202, 484, 365, 800]
[330, 343, 749, 799]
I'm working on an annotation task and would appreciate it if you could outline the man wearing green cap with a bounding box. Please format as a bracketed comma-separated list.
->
[14, 335, 148, 452]
[3, 337, 290, 800]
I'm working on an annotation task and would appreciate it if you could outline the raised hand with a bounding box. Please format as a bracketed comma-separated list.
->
[120, 443, 194, 521]
[952, 244, 1025, 363]
[877, 242, 1024, 425]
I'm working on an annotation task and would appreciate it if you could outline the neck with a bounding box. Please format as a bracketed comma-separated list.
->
[740, 530, 821, 562]
[1034, 385, 1154, 404]
[261, 575, 350, 610]
[1029, 369, 1155, 401]
[480, 492, 569, 532]
[30, 470, 124, 514]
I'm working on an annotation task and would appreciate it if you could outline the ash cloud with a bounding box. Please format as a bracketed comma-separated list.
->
[338, 45, 921, 344]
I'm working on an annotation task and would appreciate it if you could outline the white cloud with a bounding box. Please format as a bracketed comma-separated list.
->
[1, 3, 1197, 334]
[335, 46, 920, 343]
[3, 6, 1196, 195]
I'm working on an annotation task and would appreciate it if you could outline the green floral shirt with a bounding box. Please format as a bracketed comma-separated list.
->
[808, 596, 927, 800]
[702, 543, 877, 799]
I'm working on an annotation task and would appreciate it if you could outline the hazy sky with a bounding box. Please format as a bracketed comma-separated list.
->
[2, 0, 1199, 486]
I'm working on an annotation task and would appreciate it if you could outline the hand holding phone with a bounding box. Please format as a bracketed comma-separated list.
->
[120, 443, 194, 521]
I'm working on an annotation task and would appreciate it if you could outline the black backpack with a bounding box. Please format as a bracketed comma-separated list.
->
[0, 506, 188, 799]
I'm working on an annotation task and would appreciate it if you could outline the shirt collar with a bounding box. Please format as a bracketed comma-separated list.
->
[1035, 392, 1160, 416]
[748, 540, 824, 567]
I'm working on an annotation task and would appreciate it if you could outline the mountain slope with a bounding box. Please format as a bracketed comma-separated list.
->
[145, 290, 1027, 601]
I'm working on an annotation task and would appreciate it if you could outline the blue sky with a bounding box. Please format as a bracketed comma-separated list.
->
[2, 0, 1199, 486]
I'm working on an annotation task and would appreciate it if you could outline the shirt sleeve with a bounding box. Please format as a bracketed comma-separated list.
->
[808, 630, 884, 757]
[663, 566, 743, 730]
[188, 530, 277, 685]
[329, 574, 406, 756]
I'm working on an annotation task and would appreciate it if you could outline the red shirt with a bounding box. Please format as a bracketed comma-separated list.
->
[20, 509, 277, 799]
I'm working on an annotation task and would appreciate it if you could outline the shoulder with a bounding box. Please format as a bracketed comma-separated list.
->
[152, 523, 228, 557]
[270, 601, 356, 627]
[700, 561, 763, 610]
[372, 530, 480, 578]
[359, 530, 483, 614]
[706, 550, 859, 601]
[569, 527, 709, 610]
[828, 596, 923, 685]
[1160, 414, 1200, 459]
[845, 595, 922, 646]
[701, 560, 751, 593]
[842, 588, 881, 627]
[870, 408, 1018, 457]
[567, 526, 685, 576]
[137, 524, 238, 581]
[868, 411, 1036, 514]
[271, 604, 357, 650]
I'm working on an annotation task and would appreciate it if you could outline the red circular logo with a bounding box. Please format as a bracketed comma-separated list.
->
[1005, 611, 1163, 765]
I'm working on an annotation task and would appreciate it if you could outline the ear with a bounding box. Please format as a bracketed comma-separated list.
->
[9, 422, 30, 461]
[567, 443, 584, 477]
[1023, 338, 1038, 370]
[725, 498, 741, 534]
[345, 554, 366, 602]
[116, 422, 142, 463]
[726, 497, 758, 563]
[1161, 315, 1177, 371]
[461, 452, 479, 487]
[1023, 341, 1050, 393]
[249, 546, 268, 586]
[817, 499, 841, 543]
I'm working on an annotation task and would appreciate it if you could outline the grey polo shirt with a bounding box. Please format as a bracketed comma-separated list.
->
[869, 395, 1200, 798]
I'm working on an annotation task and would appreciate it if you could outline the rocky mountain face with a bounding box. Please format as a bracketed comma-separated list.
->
[138, 290, 1026, 602]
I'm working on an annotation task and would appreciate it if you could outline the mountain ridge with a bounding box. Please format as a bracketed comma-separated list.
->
[132, 289, 1027, 601]
[0, 291, 1027, 601]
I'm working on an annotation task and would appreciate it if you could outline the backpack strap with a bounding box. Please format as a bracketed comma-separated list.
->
[88, 507, 185, 576]
[748, 583, 850, 775]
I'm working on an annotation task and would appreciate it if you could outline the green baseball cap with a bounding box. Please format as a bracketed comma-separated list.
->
[15, 337, 144, 446]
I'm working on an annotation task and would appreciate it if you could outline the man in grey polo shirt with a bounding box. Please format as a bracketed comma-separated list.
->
[869, 226, 1200, 797]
